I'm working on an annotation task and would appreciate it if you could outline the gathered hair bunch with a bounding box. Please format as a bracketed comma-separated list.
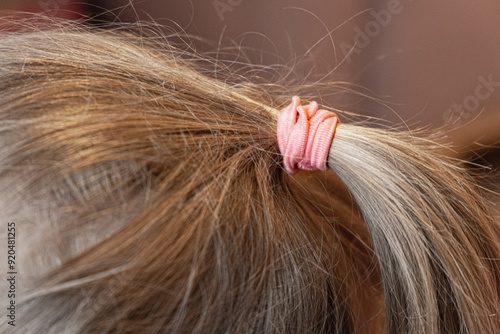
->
[1, 15, 499, 333]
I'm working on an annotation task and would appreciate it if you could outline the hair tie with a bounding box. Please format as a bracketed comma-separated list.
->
[277, 96, 340, 175]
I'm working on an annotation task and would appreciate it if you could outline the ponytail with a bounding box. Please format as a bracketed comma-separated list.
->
[329, 124, 500, 332]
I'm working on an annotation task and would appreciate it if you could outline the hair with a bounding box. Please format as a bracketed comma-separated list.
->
[1, 14, 500, 334]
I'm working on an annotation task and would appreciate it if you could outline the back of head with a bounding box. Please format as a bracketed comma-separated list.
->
[0, 14, 499, 334]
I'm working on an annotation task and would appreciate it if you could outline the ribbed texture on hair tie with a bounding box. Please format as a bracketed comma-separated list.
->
[277, 96, 340, 175]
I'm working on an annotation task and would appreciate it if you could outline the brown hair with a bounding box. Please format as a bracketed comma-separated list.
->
[1, 15, 499, 333]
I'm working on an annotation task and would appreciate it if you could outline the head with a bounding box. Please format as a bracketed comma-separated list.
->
[1, 14, 499, 333]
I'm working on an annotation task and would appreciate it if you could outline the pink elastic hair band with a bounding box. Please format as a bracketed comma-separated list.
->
[277, 96, 340, 175]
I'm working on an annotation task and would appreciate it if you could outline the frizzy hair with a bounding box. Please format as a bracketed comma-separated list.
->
[1, 16, 500, 333]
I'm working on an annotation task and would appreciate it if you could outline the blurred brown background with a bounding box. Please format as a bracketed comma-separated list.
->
[2, 0, 499, 159]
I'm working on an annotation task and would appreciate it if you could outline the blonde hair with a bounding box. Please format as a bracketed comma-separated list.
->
[1, 15, 499, 333]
